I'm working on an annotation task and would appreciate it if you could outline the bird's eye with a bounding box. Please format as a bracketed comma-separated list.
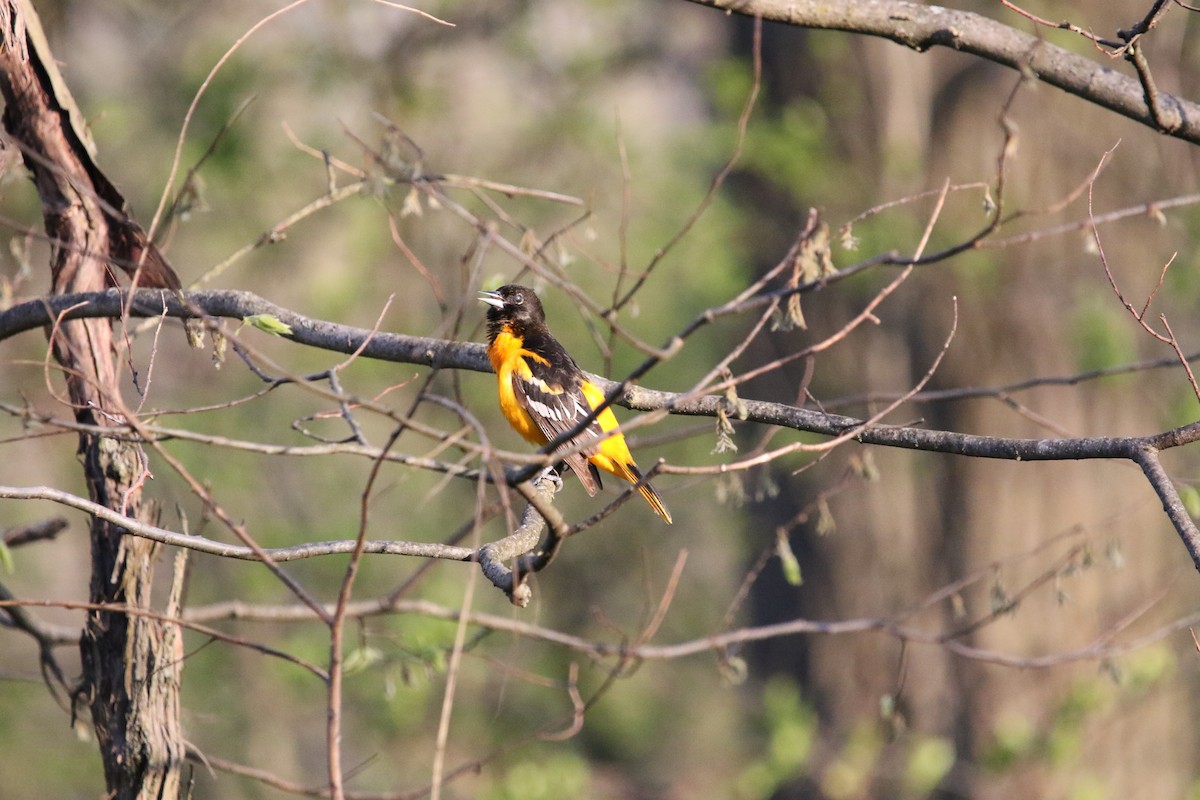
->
[512, 293, 524, 305]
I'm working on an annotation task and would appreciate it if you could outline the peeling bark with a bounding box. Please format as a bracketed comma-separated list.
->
[0, 2, 183, 797]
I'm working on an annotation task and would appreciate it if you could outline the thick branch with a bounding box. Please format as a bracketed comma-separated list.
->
[624, 384, 1200, 462]
[476, 478, 562, 608]
[683, 0, 1200, 143]
[5, 290, 1200, 465]
[0, 289, 485, 371]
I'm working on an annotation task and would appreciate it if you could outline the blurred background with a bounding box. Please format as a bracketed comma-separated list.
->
[2, 1, 1200, 798]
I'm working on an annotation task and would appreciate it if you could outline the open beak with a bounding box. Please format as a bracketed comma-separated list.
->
[478, 289, 504, 309]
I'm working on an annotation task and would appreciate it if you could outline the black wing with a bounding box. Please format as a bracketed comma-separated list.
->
[513, 343, 606, 495]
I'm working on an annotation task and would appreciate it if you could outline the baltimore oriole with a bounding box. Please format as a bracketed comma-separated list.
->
[480, 284, 672, 523]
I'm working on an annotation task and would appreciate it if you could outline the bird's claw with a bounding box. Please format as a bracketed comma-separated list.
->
[536, 465, 564, 494]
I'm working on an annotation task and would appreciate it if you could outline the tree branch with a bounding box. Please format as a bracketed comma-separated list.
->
[0, 484, 477, 562]
[681, 0, 1200, 142]
[6, 288, 1200, 573]
[11, 290, 1200, 466]
[0, 479, 570, 601]
[1132, 446, 1200, 571]
[2, 515, 67, 546]
[0, 289, 484, 371]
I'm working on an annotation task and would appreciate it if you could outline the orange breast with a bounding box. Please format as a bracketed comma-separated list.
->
[489, 329, 550, 446]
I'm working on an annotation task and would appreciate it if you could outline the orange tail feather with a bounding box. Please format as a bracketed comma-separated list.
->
[625, 463, 672, 524]
[637, 482, 672, 523]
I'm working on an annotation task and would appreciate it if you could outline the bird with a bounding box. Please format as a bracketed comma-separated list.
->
[480, 284, 672, 523]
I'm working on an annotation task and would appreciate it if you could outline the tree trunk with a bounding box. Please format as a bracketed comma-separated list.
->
[0, 2, 184, 797]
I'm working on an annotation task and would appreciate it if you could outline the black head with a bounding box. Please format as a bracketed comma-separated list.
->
[479, 284, 546, 337]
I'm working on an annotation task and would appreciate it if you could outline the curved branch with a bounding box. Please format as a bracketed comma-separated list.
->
[477, 476, 565, 607]
[0, 478, 575, 601]
[0, 484, 477, 562]
[682, 0, 1200, 143]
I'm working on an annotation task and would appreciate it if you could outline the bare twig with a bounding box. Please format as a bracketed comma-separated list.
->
[1087, 148, 1200, 401]
[608, 14, 764, 315]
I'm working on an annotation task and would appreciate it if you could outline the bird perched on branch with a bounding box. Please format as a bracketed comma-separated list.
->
[480, 284, 672, 523]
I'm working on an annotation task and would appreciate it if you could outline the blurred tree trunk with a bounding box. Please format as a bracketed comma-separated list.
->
[734, 11, 1196, 799]
[0, 2, 184, 798]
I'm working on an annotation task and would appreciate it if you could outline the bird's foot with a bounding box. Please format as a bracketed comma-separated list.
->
[535, 465, 564, 494]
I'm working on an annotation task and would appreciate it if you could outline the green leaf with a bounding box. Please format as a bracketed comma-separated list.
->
[776, 531, 803, 586]
[720, 655, 749, 686]
[242, 314, 293, 336]
[343, 645, 384, 675]
[815, 496, 836, 536]
[0, 540, 13, 574]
